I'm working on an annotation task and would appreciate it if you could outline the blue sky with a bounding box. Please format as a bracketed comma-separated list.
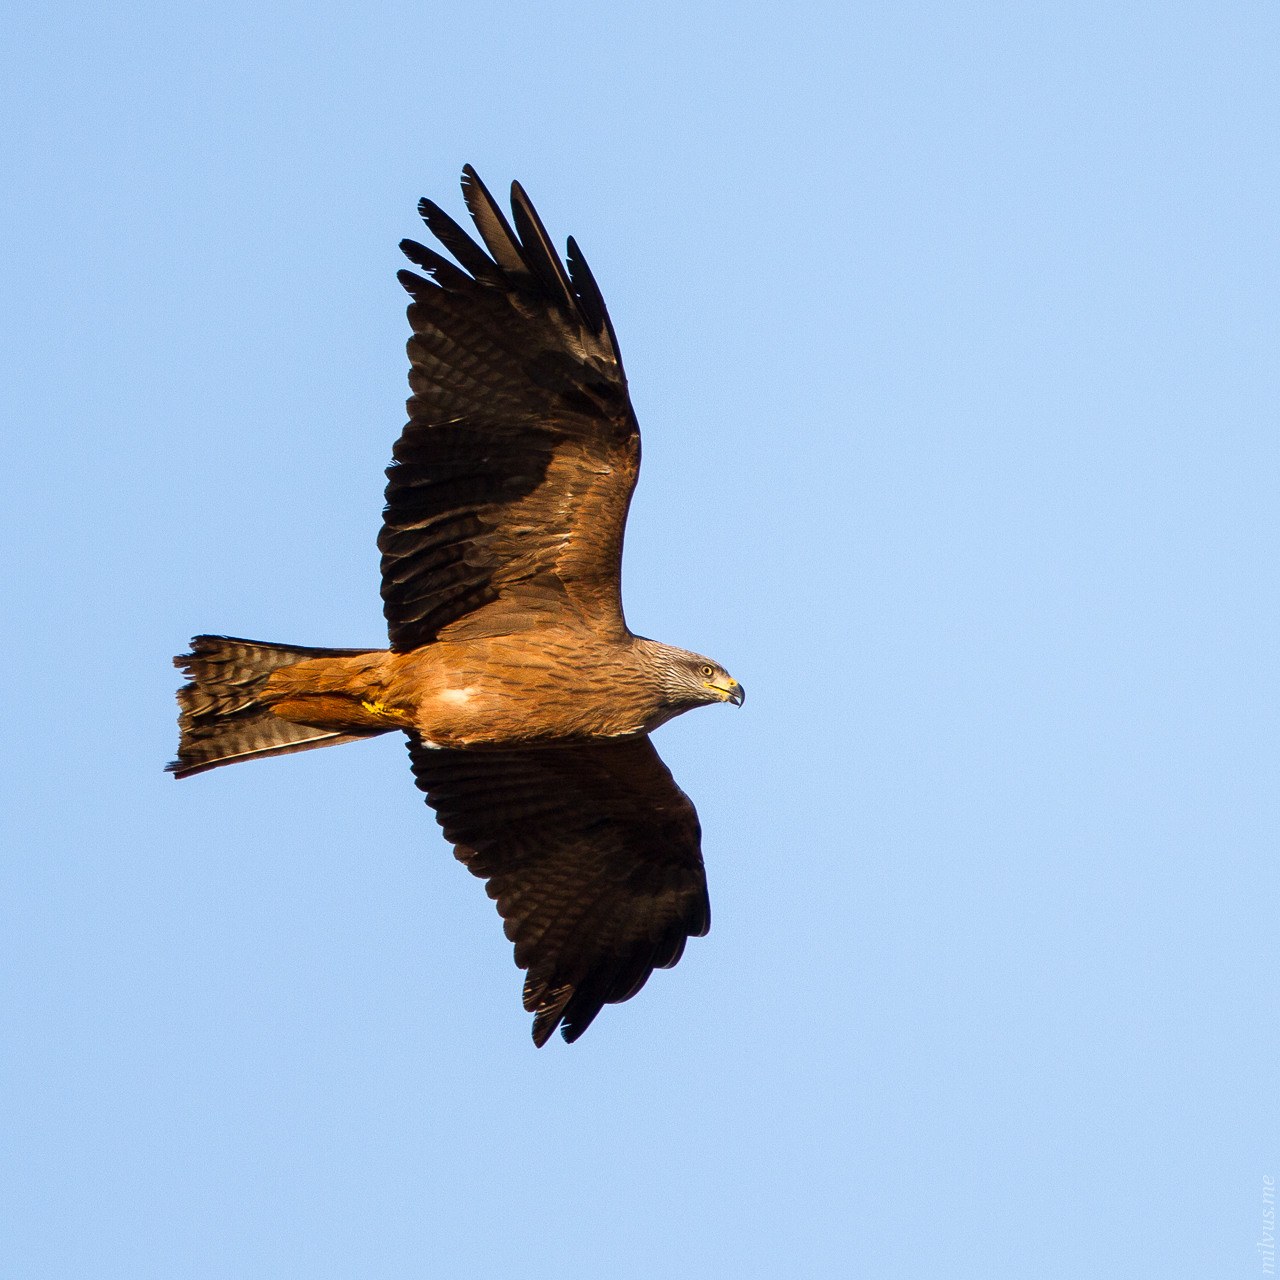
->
[3, 2, 1278, 1276]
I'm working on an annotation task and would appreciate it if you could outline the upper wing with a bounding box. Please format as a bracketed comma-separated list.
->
[381, 167, 640, 651]
[408, 734, 710, 1046]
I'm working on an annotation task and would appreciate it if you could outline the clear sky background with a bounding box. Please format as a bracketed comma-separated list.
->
[3, 2, 1278, 1276]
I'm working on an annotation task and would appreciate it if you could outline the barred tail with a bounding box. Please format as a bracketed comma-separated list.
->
[168, 635, 386, 779]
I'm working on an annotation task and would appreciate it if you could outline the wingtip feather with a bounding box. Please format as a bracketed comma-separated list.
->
[509, 179, 581, 320]
[460, 165, 529, 277]
[416, 196, 503, 284]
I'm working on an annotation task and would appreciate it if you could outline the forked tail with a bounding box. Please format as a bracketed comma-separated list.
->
[169, 635, 386, 779]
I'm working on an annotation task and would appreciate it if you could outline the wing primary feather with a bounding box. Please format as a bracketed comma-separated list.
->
[566, 236, 625, 376]
[530, 989, 574, 1047]
[399, 239, 472, 291]
[565, 236, 606, 332]
[396, 268, 432, 297]
[417, 197, 505, 284]
[508, 180, 583, 321]
[460, 164, 531, 279]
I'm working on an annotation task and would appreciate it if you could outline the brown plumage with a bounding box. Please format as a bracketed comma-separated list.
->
[170, 167, 743, 1045]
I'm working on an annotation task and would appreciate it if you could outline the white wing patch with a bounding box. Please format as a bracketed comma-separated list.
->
[439, 686, 478, 706]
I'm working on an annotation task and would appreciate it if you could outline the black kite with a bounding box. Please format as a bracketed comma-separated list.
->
[170, 168, 743, 1045]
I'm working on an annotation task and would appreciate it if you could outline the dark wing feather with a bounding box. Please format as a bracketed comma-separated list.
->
[566, 236, 622, 371]
[415, 198, 506, 285]
[397, 239, 473, 291]
[381, 167, 638, 651]
[459, 165, 531, 278]
[408, 735, 709, 1046]
[509, 180, 583, 321]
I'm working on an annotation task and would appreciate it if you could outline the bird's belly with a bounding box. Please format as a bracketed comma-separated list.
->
[409, 684, 647, 747]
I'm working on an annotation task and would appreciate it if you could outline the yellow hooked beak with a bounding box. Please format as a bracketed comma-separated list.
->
[703, 677, 745, 706]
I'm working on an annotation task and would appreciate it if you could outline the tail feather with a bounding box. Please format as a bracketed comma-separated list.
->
[169, 635, 386, 779]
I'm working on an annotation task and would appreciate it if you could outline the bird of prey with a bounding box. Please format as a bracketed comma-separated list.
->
[170, 167, 743, 1046]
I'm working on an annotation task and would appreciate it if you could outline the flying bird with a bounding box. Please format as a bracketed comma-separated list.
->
[170, 167, 743, 1046]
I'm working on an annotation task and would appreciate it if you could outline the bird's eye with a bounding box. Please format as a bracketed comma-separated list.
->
[700, 664, 714, 678]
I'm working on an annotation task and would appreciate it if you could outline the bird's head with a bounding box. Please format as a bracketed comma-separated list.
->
[642, 642, 744, 711]
[690, 655, 745, 707]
